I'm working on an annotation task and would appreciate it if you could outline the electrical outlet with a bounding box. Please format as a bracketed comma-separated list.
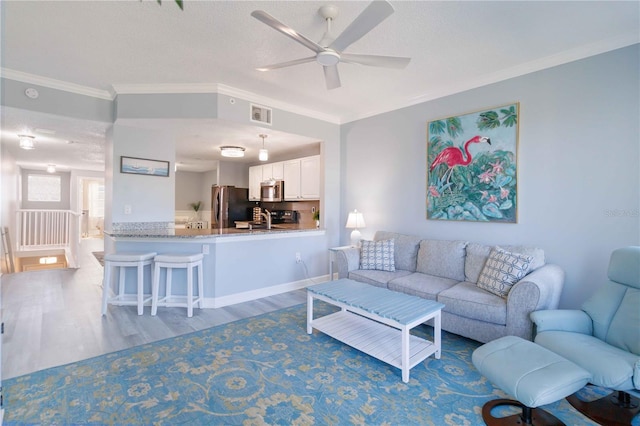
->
[124, 204, 132, 214]
[202, 244, 209, 255]
[295, 252, 301, 263]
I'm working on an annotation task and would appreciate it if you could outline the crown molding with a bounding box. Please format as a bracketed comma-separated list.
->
[111, 83, 220, 94]
[1, 68, 114, 101]
[341, 34, 640, 124]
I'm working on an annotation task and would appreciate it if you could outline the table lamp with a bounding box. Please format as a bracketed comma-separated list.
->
[345, 209, 366, 247]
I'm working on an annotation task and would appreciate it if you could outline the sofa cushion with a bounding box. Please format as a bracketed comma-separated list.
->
[477, 248, 533, 298]
[465, 243, 493, 284]
[416, 240, 467, 281]
[388, 273, 458, 301]
[502, 245, 545, 271]
[360, 239, 395, 271]
[375, 231, 422, 272]
[438, 281, 507, 325]
[465, 243, 546, 284]
[348, 269, 412, 288]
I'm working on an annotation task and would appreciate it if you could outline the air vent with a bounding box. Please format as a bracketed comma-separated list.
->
[250, 104, 272, 125]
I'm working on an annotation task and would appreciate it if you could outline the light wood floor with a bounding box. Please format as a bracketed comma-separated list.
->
[1, 238, 307, 379]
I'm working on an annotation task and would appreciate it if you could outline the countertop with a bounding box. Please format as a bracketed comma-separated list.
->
[105, 224, 321, 239]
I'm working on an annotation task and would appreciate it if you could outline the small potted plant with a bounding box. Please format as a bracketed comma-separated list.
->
[189, 201, 202, 220]
[313, 210, 320, 228]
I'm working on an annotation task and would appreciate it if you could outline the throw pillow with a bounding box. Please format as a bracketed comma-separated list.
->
[476, 247, 533, 298]
[360, 239, 395, 272]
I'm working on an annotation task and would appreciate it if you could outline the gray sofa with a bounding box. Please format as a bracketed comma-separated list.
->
[333, 231, 565, 343]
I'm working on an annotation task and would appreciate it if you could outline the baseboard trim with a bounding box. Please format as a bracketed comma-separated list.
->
[202, 275, 330, 309]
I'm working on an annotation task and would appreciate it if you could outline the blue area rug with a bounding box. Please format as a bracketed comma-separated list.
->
[3, 302, 614, 425]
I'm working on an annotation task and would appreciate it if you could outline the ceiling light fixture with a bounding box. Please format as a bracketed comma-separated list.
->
[258, 134, 269, 162]
[18, 134, 35, 150]
[47, 164, 56, 173]
[220, 146, 246, 158]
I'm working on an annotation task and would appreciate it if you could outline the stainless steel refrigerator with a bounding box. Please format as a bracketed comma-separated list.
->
[211, 186, 252, 228]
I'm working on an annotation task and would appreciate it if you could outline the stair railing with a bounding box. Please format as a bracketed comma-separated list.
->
[15, 210, 81, 265]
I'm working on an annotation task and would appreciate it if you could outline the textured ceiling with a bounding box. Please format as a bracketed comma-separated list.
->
[1, 0, 638, 172]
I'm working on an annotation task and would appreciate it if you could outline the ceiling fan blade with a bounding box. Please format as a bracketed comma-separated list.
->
[256, 56, 316, 71]
[340, 53, 410, 69]
[329, 0, 394, 52]
[323, 65, 341, 90]
[251, 10, 323, 54]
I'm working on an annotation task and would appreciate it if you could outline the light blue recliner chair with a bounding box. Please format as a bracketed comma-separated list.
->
[531, 246, 640, 425]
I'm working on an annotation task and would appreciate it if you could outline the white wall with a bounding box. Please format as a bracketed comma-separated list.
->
[175, 171, 205, 210]
[217, 161, 248, 187]
[109, 124, 176, 223]
[341, 45, 640, 309]
[201, 169, 217, 218]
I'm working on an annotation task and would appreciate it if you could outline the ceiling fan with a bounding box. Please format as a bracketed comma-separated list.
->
[251, 0, 410, 90]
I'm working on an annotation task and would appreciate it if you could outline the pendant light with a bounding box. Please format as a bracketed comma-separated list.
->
[258, 134, 268, 162]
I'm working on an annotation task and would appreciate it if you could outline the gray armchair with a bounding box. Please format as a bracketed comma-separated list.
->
[530, 246, 640, 425]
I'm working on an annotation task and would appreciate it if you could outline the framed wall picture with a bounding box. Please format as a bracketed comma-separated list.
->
[120, 156, 170, 177]
[427, 103, 519, 223]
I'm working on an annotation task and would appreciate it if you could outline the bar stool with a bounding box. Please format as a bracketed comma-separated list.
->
[151, 253, 204, 318]
[101, 252, 157, 316]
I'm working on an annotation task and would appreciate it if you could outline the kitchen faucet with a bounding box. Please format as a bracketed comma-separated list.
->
[260, 209, 272, 230]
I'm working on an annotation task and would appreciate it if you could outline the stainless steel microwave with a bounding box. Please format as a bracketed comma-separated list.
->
[260, 180, 284, 202]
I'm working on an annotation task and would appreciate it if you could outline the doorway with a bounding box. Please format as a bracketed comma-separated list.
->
[79, 177, 105, 238]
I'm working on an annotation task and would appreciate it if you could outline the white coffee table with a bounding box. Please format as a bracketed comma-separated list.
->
[307, 278, 444, 383]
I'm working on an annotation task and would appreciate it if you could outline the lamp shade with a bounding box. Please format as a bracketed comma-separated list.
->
[345, 209, 366, 247]
[258, 134, 268, 162]
[345, 209, 366, 229]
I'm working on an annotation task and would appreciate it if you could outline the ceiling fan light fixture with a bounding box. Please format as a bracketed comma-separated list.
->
[316, 51, 340, 66]
[252, 1, 409, 90]
[19, 134, 35, 150]
[220, 146, 245, 158]
[258, 134, 269, 162]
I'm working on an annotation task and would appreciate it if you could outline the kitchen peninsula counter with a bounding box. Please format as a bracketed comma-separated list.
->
[105, 225, 322, 240]
[104, 223, 328, 310]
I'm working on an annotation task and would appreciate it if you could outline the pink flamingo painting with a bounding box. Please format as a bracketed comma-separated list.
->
[429, 135, 491, 188]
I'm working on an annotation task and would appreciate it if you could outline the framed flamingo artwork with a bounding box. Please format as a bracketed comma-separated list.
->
[427, 103, 519, 223]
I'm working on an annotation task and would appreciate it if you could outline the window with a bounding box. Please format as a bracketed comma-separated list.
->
[27, 174, 61, 202]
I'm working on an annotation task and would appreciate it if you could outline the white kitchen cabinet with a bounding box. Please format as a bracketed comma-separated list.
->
[261, 164, 273, 181]
[261, 162, 284, 180]
[271, 162, 284, 180]
[283, 160, 301, 200]
[251, 156, 319, 201]
[283, 155, 320, 200]
[249, 165, 262, 201]
[300, 155, 320, 199]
